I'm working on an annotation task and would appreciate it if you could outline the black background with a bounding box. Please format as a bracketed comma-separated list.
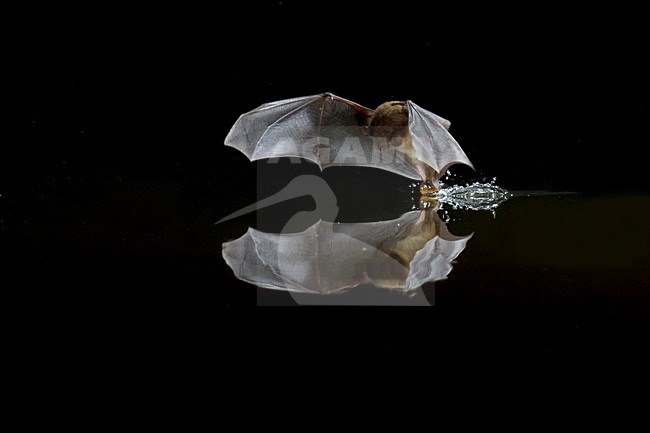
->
[8, 2, 650, 360]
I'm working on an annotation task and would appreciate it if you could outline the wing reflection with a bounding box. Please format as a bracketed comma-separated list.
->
[222, 203, 471, 295]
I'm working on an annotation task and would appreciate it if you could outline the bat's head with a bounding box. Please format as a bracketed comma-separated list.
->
[370, 101, 408, 126]
[368, 101, 409, 147]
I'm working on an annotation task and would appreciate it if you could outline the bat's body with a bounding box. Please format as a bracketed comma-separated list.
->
[368, 101, 438, 189]
[225, 93, 473, 192]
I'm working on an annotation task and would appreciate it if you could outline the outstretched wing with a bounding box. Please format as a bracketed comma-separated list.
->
[221, 213, 419, 294]
[225, 93, 423, 179]
[407, 101, 474, 178]
[225, 93, 370, 165]
[222, 210, 472, 294]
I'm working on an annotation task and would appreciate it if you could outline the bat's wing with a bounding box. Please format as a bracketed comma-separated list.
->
[222, 214, 422, 294]
[222, 211, 471, 294]
[222, 223, 377, 294]
[407, 229, 472, 291]
[225, 93, 423, 180]
[225, 93, 371, 166]
[407, 101, 474, 179]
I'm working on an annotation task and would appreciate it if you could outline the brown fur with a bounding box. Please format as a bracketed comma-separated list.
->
[369, 101, 439, 185]
[365, 209, 441, 289]
[369, 102, 410, 148]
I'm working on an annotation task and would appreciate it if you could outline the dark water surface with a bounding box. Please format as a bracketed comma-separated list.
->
[4, 161, 647, 313]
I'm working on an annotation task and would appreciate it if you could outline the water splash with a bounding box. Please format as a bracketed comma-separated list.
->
[432, 181, 511, 211]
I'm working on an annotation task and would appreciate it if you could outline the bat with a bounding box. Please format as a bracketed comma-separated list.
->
[225, 93, 474, 191]
[222, 207, 472, 294]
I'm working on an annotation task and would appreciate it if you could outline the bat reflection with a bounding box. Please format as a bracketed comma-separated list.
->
[222, 201, 471, 295]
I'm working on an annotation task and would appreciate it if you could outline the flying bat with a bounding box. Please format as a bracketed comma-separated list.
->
[222, 207, 472, 295]
[225, 93, 474, 191]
